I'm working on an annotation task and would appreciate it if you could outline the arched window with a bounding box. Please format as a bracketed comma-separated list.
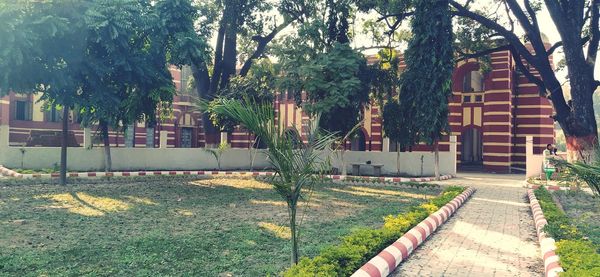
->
[350, 131, 367, 151]
[462, 70, 484, 92]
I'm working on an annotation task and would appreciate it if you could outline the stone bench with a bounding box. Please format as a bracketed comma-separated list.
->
[350, 163, 384, 176]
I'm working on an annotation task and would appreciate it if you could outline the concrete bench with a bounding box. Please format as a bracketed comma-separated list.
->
[350, 163, 384, 176]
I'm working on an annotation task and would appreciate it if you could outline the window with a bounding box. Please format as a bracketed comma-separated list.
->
[180, 66, 192, 95]
[15, 100, 31, 121]
[45, 105, 61, 122]
[462, 70, 484, 92]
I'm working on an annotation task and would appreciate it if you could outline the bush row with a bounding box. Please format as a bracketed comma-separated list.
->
[284, 186, 466, 276]
[533, 187, 600, 277]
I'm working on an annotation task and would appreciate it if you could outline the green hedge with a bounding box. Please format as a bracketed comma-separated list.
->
[283, 186, 466, 276]
[533, 187, 600, 276]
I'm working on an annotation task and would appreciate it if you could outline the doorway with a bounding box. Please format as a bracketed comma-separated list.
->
[350, 131, 367, 151]
[180, 127, 193, 148]
[461, 128, 483, 165]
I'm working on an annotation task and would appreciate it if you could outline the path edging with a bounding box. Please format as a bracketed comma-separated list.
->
[351, 187, 476, 277]
[525, 181, 575, 191]
[0, 165, 22, 178]
[0, 165, 454, 183]
[527, 189, 564, 277]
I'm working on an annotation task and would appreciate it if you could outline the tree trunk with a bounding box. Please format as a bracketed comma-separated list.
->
[434, 140, 440, 181]
[565, 134, 598, 162]
[60, 107, 69, 185]
[100, 121, 112, 173]
[340, 150, 347, 175]
[556, 83, 598, 162]
[396, 142, 401, 175]
[289, 204, 299, 265]
[220, 18, 238, 91]
[190, 63, 218, 146]
[209, 19, 226, 95]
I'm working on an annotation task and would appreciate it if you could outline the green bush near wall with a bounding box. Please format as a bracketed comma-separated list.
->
[533, 187, 600, 277]
[283, 186, 465, 276]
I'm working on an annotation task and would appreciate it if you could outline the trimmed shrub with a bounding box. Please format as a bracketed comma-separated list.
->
[534, 187, 582, 241]
[555, 240, 600, 277]
[283, 186, 466, 276]
[533, 187, 599, 276]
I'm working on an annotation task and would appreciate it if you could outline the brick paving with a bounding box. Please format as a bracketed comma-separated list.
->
[390, 173, 544, 277]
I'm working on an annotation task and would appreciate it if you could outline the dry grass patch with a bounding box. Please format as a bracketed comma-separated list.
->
[0, 176, 440, 276]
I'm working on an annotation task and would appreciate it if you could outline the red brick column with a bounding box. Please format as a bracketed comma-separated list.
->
[483, 51, 513, 172]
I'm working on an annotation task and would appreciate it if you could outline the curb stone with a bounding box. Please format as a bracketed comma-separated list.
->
[527, 189, 564, 277]
[351, 187, 476, 277]
[0, 165, 22, 178]
[0, 165, 455, 183]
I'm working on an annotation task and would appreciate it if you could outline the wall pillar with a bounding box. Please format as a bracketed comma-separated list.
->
[124, 124, 135, 148]
[382, 138, 390, 152]
[525, 136, 536, 178]
[220, 132, 228, 145]
[146, 127, 155, 148]
[83, 128, 92, 149]
[0, 95, 10, 152]
[0, 125, 8, 147]
[449, 135, 457, 176]
[159, 131, 168, 149]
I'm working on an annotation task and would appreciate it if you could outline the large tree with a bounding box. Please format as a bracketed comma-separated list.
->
[363, 0, 600, 160]
[395, 0, 454, 179]
[79, 0, 176, 172]
[167, 0, 307, 145]
[0, 0, 89, 185]
[275, 0, 372, 136]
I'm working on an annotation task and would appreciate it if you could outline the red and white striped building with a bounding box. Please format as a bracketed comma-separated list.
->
[0, 46, 554, 173]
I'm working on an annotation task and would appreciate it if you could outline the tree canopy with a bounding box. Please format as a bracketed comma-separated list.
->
[363, 0, 600, 157]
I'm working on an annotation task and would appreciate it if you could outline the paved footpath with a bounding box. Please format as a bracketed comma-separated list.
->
[391, 173, 544, 277]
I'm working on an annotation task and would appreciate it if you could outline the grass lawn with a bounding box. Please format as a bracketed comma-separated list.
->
[553, 190, 600, 247]
[0, 176, 441, 276]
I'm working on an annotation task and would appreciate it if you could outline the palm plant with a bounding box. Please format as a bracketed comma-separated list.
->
[554, 147, 600, 196]
[204, 141, 229, 170]
[207, 98, 337, 265]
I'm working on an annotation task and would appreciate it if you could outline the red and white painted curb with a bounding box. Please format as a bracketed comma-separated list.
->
[527, 190, 564, 277]
[0, 165, 22, 178]
[352, 187, 476, 277]
[526, 183, 575, 191]
[331, 174, 454, 183]
[0, 165, 454, 183]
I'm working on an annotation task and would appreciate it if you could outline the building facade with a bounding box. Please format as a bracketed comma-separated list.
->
[0, 49, 554, 173]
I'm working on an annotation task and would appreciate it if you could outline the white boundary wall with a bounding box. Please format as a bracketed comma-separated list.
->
[0, 126, 457, 176]
[525, 135, 544, 178]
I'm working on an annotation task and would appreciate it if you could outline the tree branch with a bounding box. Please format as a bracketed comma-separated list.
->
[547, 36, 591, 56]
[547, 41, 563, 55]
[455, 45, 511, 62]
[376, 12, 414, 22]
[586, 0, 600, 70]
[524, 0, 541, 33]
[504, 0, 547, 57]
[449, 0, 537, 63]
[510, 46, 546, 97]
[239, 20, 293, 77]
[355, 45, 401, 51]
